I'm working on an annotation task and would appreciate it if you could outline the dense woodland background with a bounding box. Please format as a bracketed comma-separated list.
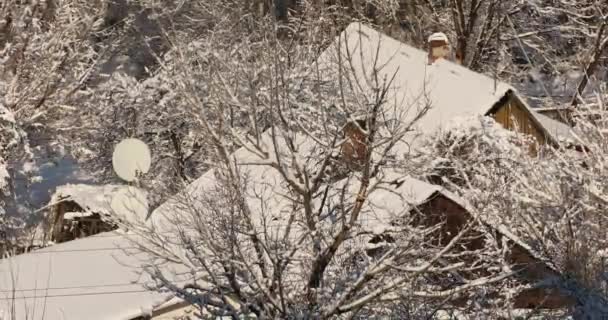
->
[2, 0, 608, 318]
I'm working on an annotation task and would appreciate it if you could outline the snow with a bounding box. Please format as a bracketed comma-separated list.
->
[50, 184, 149, 225]
[9, 151, 456, 318]
[0, 103, 15, 124]
[0, 23, 568, 320]
[27, 157, 94, 211]
[148, 133, 308, 234]
[63, 211, 94, 219]
[0, 232, 185, 320]
[0, 104, 14, 193]
[315, 22, 573, 149]
[51, 184, 116, 215]
[533, 111, 579, 145]
[110, 186, 149, 224]
[362, 174, 445, 233]
[518, 67, 606, 107]
[0, 134, 550, 320]
[0, 158, 8, 192]
[148, 131, 464, 240]
[315, 23, 512, 149]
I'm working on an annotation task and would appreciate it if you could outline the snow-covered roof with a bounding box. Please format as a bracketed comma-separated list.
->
[0, 232, 183, 320]
[316, 22, 569, 147]
[359, 171, 457, 233]
[148, 134, 315, 234]
[50, 184, 115, 215]
[150, 144, 546, 274]
[147, 133, 463, 238]
[0, 137, 554, 319]
[533, 111, 579, 145]
[428, 32, 449, 43]
[49, 184, 148, 225]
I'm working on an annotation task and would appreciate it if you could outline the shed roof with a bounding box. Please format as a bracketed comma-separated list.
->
[533, 111, 580, 145]
[48, 184, 148, 225]
[316, 22, 573, 147]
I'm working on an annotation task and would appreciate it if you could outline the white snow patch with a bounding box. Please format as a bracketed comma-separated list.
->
[63, 211, 94, 219]
[0, 103, 15, 123]
[0, 158, 8, 191]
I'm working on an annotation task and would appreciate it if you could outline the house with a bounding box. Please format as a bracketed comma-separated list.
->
[43, 184, 147, 243]
[367, 174, 573, 309]
[315, 22, 577, 152]
[145, 134, 575, 310]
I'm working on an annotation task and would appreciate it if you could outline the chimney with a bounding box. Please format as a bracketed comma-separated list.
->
[341, 119, 368, 171]
[428, 32, 450, 64]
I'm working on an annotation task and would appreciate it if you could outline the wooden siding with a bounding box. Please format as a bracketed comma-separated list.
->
[412, 194, 485, 251]
[491, 97, 551, 154]
[492, 97, 547, 145]
[385, 195, 573, 309]
[48, 201, 117, 243]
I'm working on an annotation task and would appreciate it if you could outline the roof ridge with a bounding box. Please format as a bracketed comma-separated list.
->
[342, 22, 514, 92]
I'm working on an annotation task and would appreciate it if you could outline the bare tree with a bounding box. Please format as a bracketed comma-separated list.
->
[116, 6, 528, 318]
[422, 98, 608, 318]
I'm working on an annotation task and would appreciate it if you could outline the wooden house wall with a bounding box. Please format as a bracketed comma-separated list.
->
[407, 195, 573, 309]
[49, 201, 116, 243]
[50, 200, 83, 242]
[492, 97, 547, 146]
[507, 244, 575, 308]
[412, 193, 484, 251]
[490, 95, 556, 155]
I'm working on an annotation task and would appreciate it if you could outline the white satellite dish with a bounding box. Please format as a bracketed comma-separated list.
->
[110, 186, 148, 223]
[112, 138, 151, 182]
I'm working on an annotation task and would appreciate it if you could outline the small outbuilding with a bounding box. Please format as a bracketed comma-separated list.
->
[44, 184, 147, 243]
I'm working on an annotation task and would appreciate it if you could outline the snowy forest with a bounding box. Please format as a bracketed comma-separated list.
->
[2, 0, 608, 319]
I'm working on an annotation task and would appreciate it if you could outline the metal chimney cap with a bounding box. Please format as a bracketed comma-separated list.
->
[428, 32, 449, 43]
